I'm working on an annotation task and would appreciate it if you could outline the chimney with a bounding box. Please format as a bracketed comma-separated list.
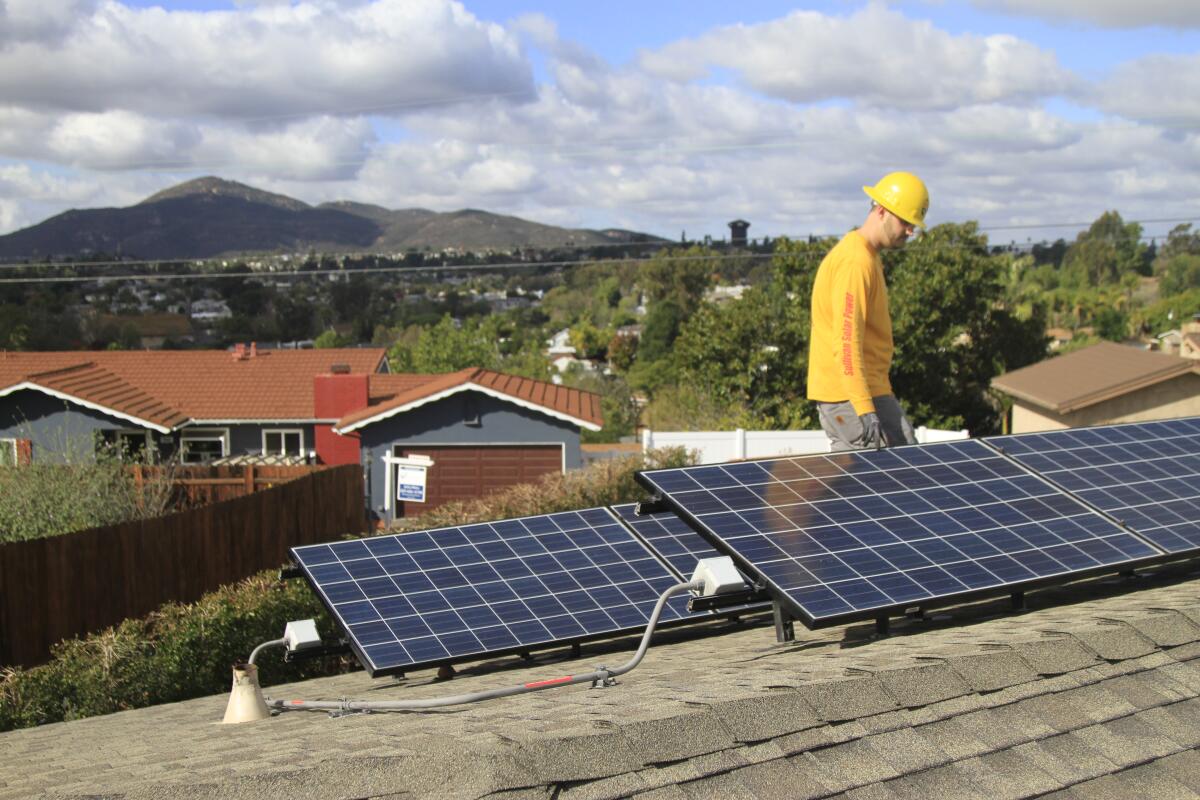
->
[313, 369, 369, 465]
[250, 342, 257, 358]
[232, 343, 246, 361]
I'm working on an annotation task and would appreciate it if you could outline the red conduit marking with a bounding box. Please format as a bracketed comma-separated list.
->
[524, 676, 574, 689]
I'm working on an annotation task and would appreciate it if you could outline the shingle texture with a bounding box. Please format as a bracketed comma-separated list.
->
[4, 561, 1200, 799]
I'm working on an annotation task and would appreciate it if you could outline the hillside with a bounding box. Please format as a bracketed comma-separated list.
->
[0, 177, 664, 260]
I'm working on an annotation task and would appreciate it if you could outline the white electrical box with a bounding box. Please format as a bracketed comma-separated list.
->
[690, 557, 745, 597]
[283, 619, 322, 652]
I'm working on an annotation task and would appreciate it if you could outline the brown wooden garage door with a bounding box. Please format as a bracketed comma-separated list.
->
[397, 445, 563, 516]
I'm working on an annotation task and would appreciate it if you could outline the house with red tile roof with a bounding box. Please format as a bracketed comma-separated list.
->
[0, 349, 602, 521]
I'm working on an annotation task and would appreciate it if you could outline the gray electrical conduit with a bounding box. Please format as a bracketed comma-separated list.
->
[264, 578, 703, 714]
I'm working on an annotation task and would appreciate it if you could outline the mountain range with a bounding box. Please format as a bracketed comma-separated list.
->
[0, 177, 663, 260]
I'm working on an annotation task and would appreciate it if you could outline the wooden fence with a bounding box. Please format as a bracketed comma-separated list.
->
[0, 464, 367, 668]
[134, 464, 320, 506]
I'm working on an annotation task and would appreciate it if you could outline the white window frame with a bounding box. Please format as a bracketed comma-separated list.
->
[100, 429, 152, 461]
[0, 438, 16, 467]
[262, 428, 304, 457]
[180, 428, 230, 464]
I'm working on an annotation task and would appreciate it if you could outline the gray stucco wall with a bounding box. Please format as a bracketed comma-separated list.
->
[358, 390, 584, 519]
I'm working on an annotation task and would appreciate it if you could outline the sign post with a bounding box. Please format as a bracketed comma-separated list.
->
[382, 453, 435, 519]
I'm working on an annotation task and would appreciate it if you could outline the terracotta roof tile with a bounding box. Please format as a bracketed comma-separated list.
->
[0, 348, 387, 425]
[337, 368, 604, 431]
[991, 342, 1197, 413]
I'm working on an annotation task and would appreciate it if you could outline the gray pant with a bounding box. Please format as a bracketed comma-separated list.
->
[817, 396, 916, 451]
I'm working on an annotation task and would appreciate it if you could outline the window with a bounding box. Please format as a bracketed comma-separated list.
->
[97, 429, 152, 462]
[262, 429, 304, 457]
[0, 439, 15, 467]
[180, 429, 229, 464]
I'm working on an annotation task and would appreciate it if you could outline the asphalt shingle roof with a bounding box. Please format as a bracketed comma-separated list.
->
[4, 559, 1200, 799]
[990, 341, 1197, 413]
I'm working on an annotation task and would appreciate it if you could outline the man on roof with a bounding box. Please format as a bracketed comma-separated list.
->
[806, 171, 929, 451]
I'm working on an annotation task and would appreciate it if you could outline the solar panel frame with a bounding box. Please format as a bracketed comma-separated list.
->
[636, 440, 1165, 630]
[610, 503, 771, 615]
[291, 507, 710, 677]
[985, 416, 1200, 558]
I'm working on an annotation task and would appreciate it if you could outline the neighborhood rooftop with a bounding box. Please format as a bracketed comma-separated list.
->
[991, 341, 1199, 416]
[0, 348, 390, 423]
[3, 557, 1199, 799]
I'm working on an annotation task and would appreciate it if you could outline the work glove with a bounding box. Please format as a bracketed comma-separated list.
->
[859, 412, 884, 450]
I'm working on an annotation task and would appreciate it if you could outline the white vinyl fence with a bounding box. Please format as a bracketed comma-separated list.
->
[641, 426, 969, 464]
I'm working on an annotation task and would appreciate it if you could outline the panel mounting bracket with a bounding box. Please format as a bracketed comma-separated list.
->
[772, 601, 795, 643]
[634, 494, 671, 515]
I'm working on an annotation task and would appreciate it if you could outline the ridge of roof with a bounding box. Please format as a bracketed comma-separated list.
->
[337, 367, 604, 432]
[991, 341, 1197, 413]
[4, 560, 1199, 799]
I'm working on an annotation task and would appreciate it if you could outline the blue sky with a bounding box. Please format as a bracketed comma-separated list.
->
[0, 0, 1197, 242]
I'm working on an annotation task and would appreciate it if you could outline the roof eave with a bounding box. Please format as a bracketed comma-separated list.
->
[0, 382, 176, 434]
[335, 382, 603, 434]
[995, 363, 1199, 414]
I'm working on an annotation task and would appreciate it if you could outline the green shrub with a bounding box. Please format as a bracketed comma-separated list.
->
[0, 447, 174, 544]
[0, 574, 338, 731]
[0, 449, 694, 731]
[392, 448, 694, 532]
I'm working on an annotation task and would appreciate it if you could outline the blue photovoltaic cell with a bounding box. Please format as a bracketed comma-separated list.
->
[638, 440, 1160, 625]
[291, 507, 695, 675]
[611, 503, 740, 580]
[988, 417, 1200, 555]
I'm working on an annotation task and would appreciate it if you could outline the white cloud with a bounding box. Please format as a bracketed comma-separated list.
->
[969, 0, 1200, 29]
[637, 4, 1077, 110]
[0, 3, 1195, 246]
[0, 0, 532, 119]
[1087, 54, 1200, 127]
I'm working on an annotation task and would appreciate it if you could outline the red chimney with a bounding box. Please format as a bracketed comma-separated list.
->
[313, 367, 368, 465]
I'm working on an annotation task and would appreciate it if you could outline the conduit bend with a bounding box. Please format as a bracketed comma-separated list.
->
[266, 578, 703, 714]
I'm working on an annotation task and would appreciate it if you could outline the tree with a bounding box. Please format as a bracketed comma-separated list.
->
[637, 300, 685, 364]
[887, 222, 1048, 432]
[314, 329, 351, 349]
[388, 316, 500, 373]
[1155, 224, 1200, 297]
[1061, 211, 1147, 286]
[607, 332, 638, 373]
[638, 246, 715, 314]
[569, 321, 609, 360]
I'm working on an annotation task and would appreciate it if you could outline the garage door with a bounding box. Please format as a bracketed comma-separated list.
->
[397, 445, 563, 516]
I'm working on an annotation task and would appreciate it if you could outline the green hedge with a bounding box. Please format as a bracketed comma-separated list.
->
[0, 449, 692, 731]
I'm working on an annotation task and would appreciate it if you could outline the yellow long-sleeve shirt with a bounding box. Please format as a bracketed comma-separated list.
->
[806, 231, 894, 415]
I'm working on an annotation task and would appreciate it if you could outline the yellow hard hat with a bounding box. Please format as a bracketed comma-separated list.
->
[863, 171, 929, 229]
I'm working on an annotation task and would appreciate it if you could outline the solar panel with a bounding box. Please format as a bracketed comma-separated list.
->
[987, 417, 1200, 556]
[611, 502, 743, 580]
[291, 507, 697, 676]
[637, 440, 1162, 628]
[612, 503, 769, 613]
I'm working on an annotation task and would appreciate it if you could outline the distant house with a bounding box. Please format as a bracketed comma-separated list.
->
[0, 349, 601, 521]
[991, 341, 1200, 433]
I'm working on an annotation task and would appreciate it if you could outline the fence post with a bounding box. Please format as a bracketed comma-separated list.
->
[245, 465, 256, 494]
[133, 465, 144, 511]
